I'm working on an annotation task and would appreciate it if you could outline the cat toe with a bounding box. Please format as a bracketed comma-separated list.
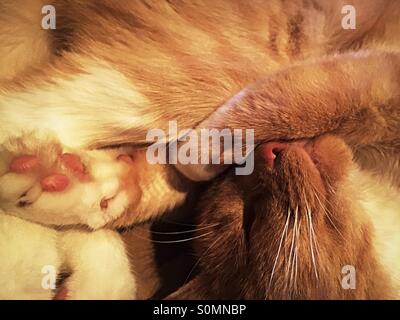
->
[0, 172, 38, 205]
[10, 155, 39, 174]
[40, 174, 70, 192]
[17, 183, 42, 207]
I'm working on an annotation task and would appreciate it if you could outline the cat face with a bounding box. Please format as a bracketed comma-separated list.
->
[191, 135, 389, 299]
[246, 135, 353, 215]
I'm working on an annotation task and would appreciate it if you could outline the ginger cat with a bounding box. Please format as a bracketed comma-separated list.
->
[0, 0, 399, 299]
[170, 134, 400, 299]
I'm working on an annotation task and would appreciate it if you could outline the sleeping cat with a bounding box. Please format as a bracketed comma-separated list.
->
[0, 0, 399, 298]
[168, 48, 400, 298]
[169, 135, 400, 299]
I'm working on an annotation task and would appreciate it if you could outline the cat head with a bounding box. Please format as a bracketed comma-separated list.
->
[183, 135, 389, 299]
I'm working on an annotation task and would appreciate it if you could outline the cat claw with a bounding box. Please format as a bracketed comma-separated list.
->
[17, 183, 42, 207]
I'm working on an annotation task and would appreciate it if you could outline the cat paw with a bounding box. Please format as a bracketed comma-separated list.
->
[0, 134, 140, 229]
[54, 230, 137, 300]
[65, 274, 136, 300]
[55, 269, 136, 300]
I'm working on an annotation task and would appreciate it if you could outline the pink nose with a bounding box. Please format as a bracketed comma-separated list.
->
[261, 142, 289, 168]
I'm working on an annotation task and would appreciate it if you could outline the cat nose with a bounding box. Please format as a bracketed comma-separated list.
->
[260, 142, 288, 168]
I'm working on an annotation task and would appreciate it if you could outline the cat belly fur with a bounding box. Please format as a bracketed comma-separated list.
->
[357, 171, 400, 297]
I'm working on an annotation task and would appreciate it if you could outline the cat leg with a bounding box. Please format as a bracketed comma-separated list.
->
[0, 57, 154, 149]
[0, 132, 141, 229]
[176, 50, 400, 180]
[56, 229, 136, 300]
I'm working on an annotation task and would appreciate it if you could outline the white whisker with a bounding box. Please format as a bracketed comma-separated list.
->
[303, 191, 320, 281]
[294, 214, 301, 291]
[148, 223, 220, 235]
[268, 206, 291, 290]
[129, 229, 214, 244]
[307, 207, 319, 281]
[289, 206, 299, 291]
[182, 219, 238, 285]
[312, 187, 345, 240]
[286, 207, 297, 289]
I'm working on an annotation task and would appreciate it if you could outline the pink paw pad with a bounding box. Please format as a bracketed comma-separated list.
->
[61, 153, 90, 181]
[100, 198, 109, 209]
[9, 155, 39, 173]
[61, 153, 85, 173]
[41, 174, 70, 192]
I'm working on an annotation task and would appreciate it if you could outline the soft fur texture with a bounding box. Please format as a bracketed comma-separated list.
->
[169, 137, 400, 299]
[0, 0, 399, 299]
[0, 214, 137, 299]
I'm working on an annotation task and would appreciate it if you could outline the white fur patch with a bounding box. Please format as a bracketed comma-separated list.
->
[0, 214, 60, 299]
[0, 61, 151, 148]
[0, 214, 136, 300]
[357, 170, 400, 297]
[59, 229, 136, 300]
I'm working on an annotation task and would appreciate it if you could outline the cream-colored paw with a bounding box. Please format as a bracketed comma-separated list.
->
[57, 229, 137, 300]
[0, 133, 140, 229]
